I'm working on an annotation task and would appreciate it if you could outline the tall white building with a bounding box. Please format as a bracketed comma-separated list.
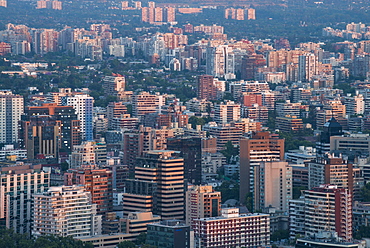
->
[0, 164, 49, 234]
[345, 94, 365, 116]
[298, 53, 318, 82]
[33, 185, 102, 238]
[289, 185, 352, 241]
[254, 161, 292, 212]
[63, 94, 94, 141]
[206, 45, 235, 78]
[0, 90, 24, 144]
[214, 101, 241, 124]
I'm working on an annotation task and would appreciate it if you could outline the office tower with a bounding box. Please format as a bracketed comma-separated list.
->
[33, 185, 101, 238]
[63, 94, 94, 141]
[122, 127, 152, 172]
[185, 185, 221, 226]
[23, 103, 81, 152]
[123, 150, 184, 220]
[21, 115, 61, 159]
[123, 179, 157, 216]
[0, 90, 24, 144]
[254, 161, 292, 212]
[316, 117, 343, 156]
[137, 150, 184, 220]
[193, 208, 270, 247]
[214, 101, 241, 124]
[132, 91, 165, 118]
[308, 154, 353, 190]
[147, 220, 190, 248]
[167, 137, 202, 184]
[239, 132, 284, 206]
[64, 168, 113, 215]
[289, 185, 352, 241]
[103, 75, 125, 98]
[0, 164, 50, 234]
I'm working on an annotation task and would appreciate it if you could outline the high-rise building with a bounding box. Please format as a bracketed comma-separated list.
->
[103, 75, 125, 98]
[107, 102, 127, 129]
[0, 90, 24, 144]
[21, 115, 61, 159]
[185, 185, 221, 226]
[197, 75, 217, 101]
[308, 154, 353, 190]
[289, 185, 352, 241]
[31, 29, 59, 55]
[298, 53, 318, 82]
[193, 208, 270, 247]
[316, 117, 343, 156]
[247, 8, 256, 20]
[69, 141, 96, 168]
[0, 163, 50, 234]
[254, 161, 292, 212]
[137, 150, 184, 220]
[63, 94, 94, 141]
[214, 101, 241, 124]
[239, 132, 284, 206]
[23, 103, 81, 153]
[123, 150, 184, 220]
[132, 91, 165, 118]
[164, 7, 175, 22]
[33, 185, 101, 238]
[64, 168, 113, 215]
[167, 137, 202, 184]
[0, 0, 7, 7]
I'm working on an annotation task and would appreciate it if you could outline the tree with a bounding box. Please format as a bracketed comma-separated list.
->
[188, 116, 206, 129]
[61, 162, 69, 172]
[135, 233, 146, 245]
[354, 225, 370, 239]
[220, 141, 239, 164]
[117, 241, 136, 248]
[0, 228, 94, 248]
[270, 229, 289, 241]
[361, 182, 370, 202]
